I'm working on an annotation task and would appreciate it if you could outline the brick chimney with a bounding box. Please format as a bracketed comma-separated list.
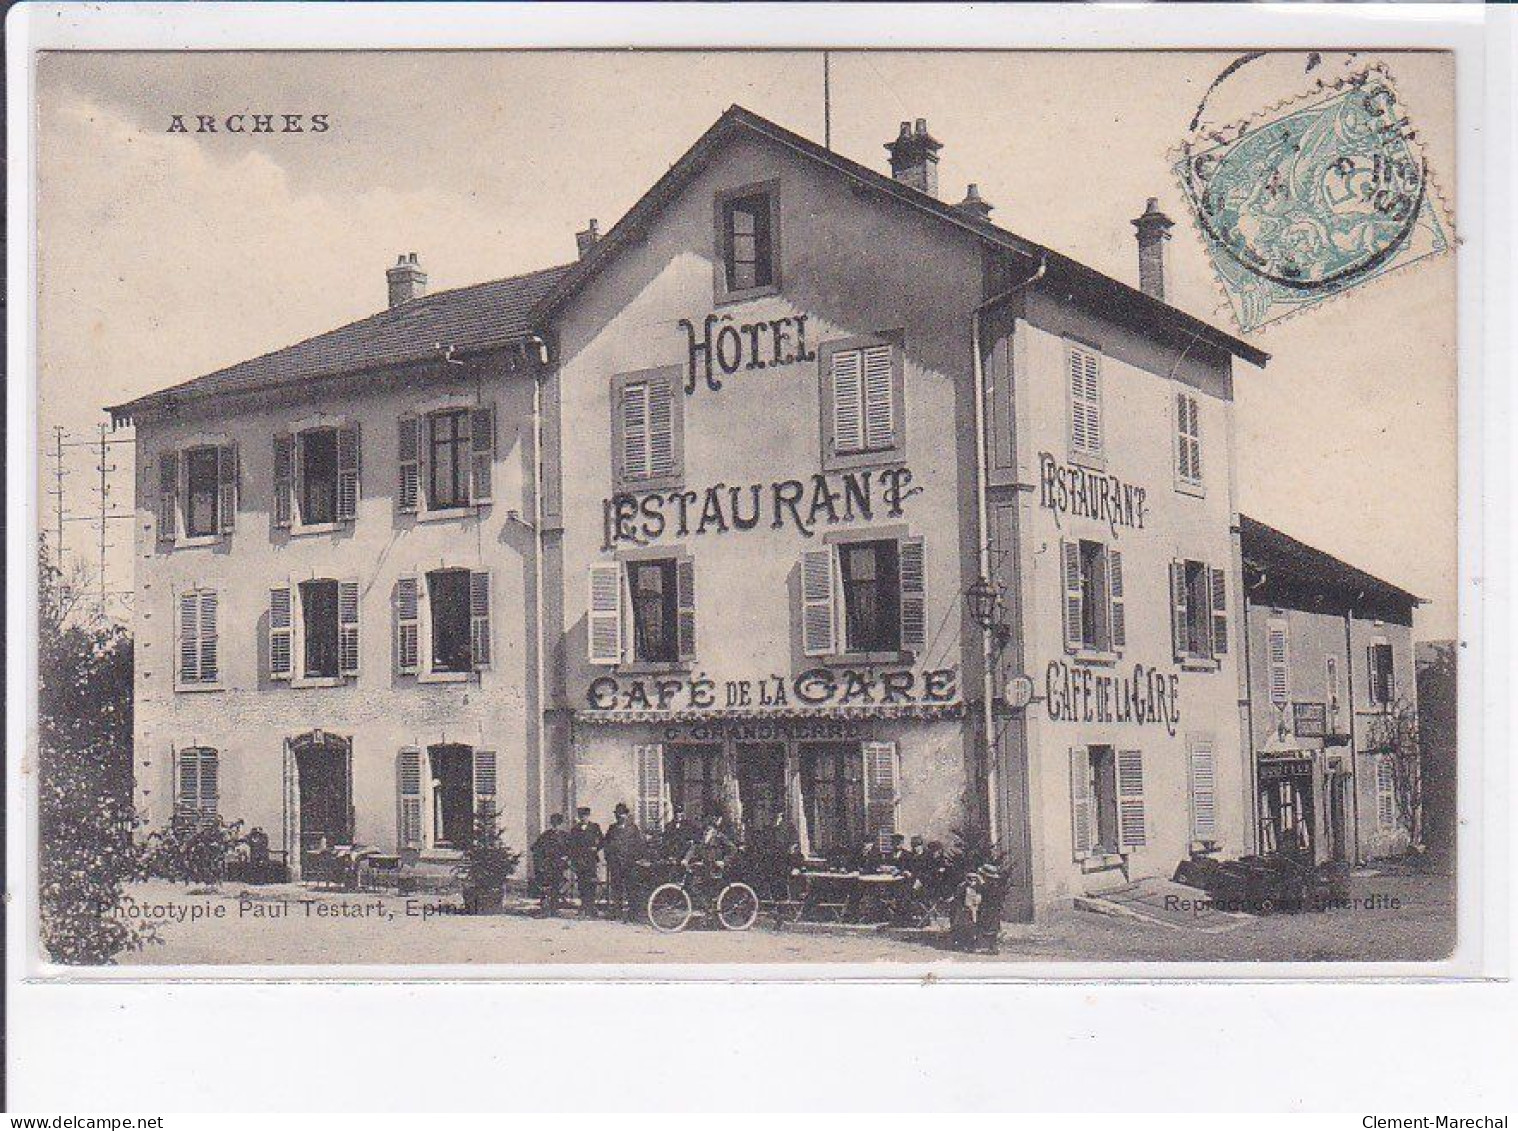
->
[1131, 198, 1174, 302]
[575, 219, 601, 259]
[386, 252, 427, 308]
[885, 118, 943, 197]
[956, 183, 993, 220]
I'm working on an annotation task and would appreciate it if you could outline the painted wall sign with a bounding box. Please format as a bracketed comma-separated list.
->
[586, 666, 959, 713]
[602, 466, 919, 547]
[660, 718, 873, 743]
[1044, 659, 1181, 736]
[1038, 452, 1148, 537]
[679, 312, 817, 394]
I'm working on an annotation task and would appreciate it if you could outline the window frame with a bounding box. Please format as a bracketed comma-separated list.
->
[426, 567, 475, 677]
[627, 557, 680, 665]
[818, 330, 907, 472]
[713, 181, 781, 305]
[610, 367, 684, 494]
[805, 530, 925, 663]
[427, 408, 471, 513]
[160, 433, 235, 548]
[299, 578, 342, 681]
[1173, 387, 1206, 496]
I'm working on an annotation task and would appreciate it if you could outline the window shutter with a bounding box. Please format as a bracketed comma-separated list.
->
[1061, 540, 1083, 653]
[1069, 346, 1102, 457]
[676, 558, 697, 662]
[1170, 560, 1189, 660]
[1188, 738, 1217, 842]
[1187, 396, 1202, 481]
[898, 536, 926, 651]
[621, 381, 651, 481]
[338, 579, 360, 676]
[197, 749, 220, 823]
[588, 563, 624, 665]
[335, 424, 360, 521]
[1107, 547, 1126, 650]
[830, 348, 864, 454]
[197, 590, 219, 683]
[398, 749, 423, 849]
[646, 380, 675, 479]
[470, 571, 492, 669]
[1268, 622, 1290, 706]
[217, 444, 238, 534]
[1326, 657, 1341, 730]
[1069, 746, 1094, 860]
[1377, 755, 1397, 829]
[272, 434, 294, 529]
[473, 748, 497, 821]
[397, 415, 420, 513]
[801, 547, 838, 657]
[469, 405, 495, 503]
[157, 452, 179, 541]
[1117, 749, 1147, 850]
[861, 343, 895, 450]
[269, 585, 293, 680]
[175, 747, 198, 825]
[863, 741, 900, 850]
[636, 743, 666, 831]
[178, 591, 201, 684]
[1209, 566, 1228, 656]
[394, 576, 420, 675]
[1367, 645, 1380, 703]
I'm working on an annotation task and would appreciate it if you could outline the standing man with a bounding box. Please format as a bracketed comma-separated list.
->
[530, 813, 570, 918]
[601, 803, 645, 923]
[567, 806, 604, 917]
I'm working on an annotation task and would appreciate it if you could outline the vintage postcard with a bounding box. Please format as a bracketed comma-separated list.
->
[25, 42, 1465, 976]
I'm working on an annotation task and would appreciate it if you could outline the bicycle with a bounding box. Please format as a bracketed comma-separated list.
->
[645, 860, 760, 934]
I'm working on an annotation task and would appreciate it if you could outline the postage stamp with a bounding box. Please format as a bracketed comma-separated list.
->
[1174, 67, 1451, 332]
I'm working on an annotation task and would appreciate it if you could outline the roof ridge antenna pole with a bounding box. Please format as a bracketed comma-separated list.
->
[52, 425, 66, 570]
[823, 51, 832, 151]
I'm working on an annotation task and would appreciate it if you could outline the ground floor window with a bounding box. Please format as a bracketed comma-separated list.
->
[664, 744, 721, 823]
[1071, 744, 1146, 859]
[1257, 764, 1315, 856]
[431, 743, 476, 848]
[1088, 744, 1119, 855]
[800, 743, 865, 858]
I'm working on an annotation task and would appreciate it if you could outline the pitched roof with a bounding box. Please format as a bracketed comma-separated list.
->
[1240, 514, 1421, 612]
[109, 263, 571, 422]
[532, 104, 1270, 369]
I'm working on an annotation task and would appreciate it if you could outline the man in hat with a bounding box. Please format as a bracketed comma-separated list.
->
[600, 802, 645, 923]
[566, 806, 604, 917]
[530, 813, 570, 917]
[974, 863, 1009, 955]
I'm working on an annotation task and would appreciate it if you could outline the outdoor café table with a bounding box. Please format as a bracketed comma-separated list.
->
[794, 869, 910, 924]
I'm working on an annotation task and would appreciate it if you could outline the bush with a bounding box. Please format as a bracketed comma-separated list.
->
[144, 817, 248, 888]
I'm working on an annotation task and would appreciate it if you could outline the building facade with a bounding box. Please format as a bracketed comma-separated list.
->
[1240, 515, 1421, 865]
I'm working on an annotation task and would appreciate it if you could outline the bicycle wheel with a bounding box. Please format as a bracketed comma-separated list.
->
[716, 882, 760, 931]
[646, 883, 693, 933]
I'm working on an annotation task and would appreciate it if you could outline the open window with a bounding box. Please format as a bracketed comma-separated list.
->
[159, 443, 237, 544]
[1368, 640, 1396, 706]
[799, 537, 925, 659]
[273, 424, 358, 530]
[268, 579, 358, 683]
[396, 404, 495, 515]
[717, 186, 778, 298]
[1060, 539, 1125, 656]
[1170, 559, 1228, 663]
[588, 556, 695, 666]
[397, 745, 497, 851]
[1071, 745, 1145, 860]
[393, 569, 491, 677]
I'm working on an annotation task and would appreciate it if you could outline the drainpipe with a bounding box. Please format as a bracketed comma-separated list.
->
[527, 333, 551, 840]
[970, 253, 1046, 847]
[1343, 607, 1362, 864]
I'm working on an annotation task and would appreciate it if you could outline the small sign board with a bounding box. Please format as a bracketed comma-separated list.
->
[1293, 702, 1328, 738]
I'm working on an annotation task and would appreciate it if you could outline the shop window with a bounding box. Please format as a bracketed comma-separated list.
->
[1067, 342, 1103, 464]
[587, 557, 695, 666]
[665, 745, 721, 824]
[719, 188, 776, 295]
[174, 746, 219, 828]
[1174, 390, 1203, 490]
[1368, 641, 1396, 706]
[1060, 539, 1124, 655]
[176, 588, 220, 688]
[801, 743, 865, 858]
[799, 538, 925, 658]
[268, 579, 358, 682]
[820, 333, 904, 469]
[1170, 559, 1228, 662]
[1071, 745, 1145, 859]
[612, 369, 683, 492]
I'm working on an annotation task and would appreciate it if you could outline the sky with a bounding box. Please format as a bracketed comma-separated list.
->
[35, 49, 1457, 637]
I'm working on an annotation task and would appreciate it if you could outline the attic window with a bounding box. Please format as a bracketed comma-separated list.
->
[718, 185, 778, 298]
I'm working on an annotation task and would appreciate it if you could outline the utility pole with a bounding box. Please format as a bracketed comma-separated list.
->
[51, 425, 67, 568]
[96, 424, 110, 617]
[823, 51, 832, 151]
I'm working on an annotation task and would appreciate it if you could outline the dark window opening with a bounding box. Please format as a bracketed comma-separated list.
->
[723, 192, 774, 292]
[184, 446, 220, 537]
[428, 410, 469, 510]
[1079, 540, 1109, 651]
[841, 540, 900, 653]
[1371, 642, 1396, 705]
[428, 568, 472, 673]
[1090, 744, 1119, 855]
[431, 743, 474, 848]
[301, 579, 340, 678]
[1184, 559, 1211, 656]
[801, 743, 865, 857]
[300, 428, 339, 525]
[665, 745, 721, 824]
[629, 559, 679, 663]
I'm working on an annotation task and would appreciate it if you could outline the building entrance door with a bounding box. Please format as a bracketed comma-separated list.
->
[736, 744, 786, 833]
[1326, 768, 1350, 864]
[293, 732, 353, 872]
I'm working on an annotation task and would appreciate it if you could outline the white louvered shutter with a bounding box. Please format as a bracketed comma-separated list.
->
[395, 576, 420, 675]
[397, 415, 420, 513]
[1268, 621, 1289, 706]
[217, 444, 238, 534]
[676, 558, 697, 661]
[1188, 739, 1217, 842]
[588, 563, 624, 665]
[178, 591, 201, 684]
[268, 585, 293, 679]
[861, 343, 895, 450]
[1069, 747, 1094, 860]
[470, 571, 492, 669]
[621, 381, 651, 482]
[335, 424, 360, 521]
[636, 743, 666, 831]
[1061, 540, 1084, 652]
[863, 741, 900, 850]
[157, 452, 179, 541]
[1177, 392, 1202, 483]
[338, 579, 360, 676]
[646, 380, 675, 480]
[1069, 346, 1102, 458]
[1107, 547, 1126, 650]
[1170, 561, 1190, 660]
[272, 434, 294, 528]
[801, 547, 838, 657]
[175, 747, 198, 825]
[1377, 755, 1397, 829]
[1209, 566, 1228, 656]
[197, 590, 219, 683]
[398, 749, 423, 849]
[1117, 749, 1147, 850]
[197, 749, 220, 824]
[469, 405, 494, 503]
[831, 348, 864, 454]
[473, 749, 497, 823]
[898, 536, 926, 651]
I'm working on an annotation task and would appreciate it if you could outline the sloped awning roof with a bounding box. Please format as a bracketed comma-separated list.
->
[1240, 514, 1421, 613]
